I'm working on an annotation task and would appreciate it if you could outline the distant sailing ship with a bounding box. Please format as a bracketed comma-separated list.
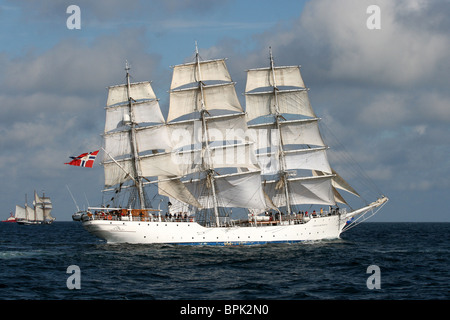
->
[15, 191, 55, 225]
[74, 46, 388, 244]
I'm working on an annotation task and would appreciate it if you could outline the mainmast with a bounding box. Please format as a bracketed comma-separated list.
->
[125, 61, 146, 209]
[269, 47, 291, 216]
[195, 43, 220, 226]
[165, 44, 270, 226]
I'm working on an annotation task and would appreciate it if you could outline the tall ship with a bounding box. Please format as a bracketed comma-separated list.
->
[76, 46, 388, 244]
[15, 191, 55, 225]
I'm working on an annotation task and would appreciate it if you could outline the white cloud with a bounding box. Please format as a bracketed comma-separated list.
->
[3, 29, 159, 95]
[0, 27, 163, 216]
[234, 0, 450, 202]
[252, 0, 450, 90]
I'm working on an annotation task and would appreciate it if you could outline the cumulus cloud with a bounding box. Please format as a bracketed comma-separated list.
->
[224, 0, 450, 200]
[0, 27, 162, 210]
[281, 0, 450, 88]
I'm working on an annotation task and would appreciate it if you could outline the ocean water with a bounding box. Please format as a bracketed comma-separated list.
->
[0, 222, 448, 301]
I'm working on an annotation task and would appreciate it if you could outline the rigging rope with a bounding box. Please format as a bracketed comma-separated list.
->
[319, 121, 384, 200]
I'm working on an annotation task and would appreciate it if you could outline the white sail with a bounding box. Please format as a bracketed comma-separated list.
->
[284, 148, 332, 174]
[105, 100, 165, 133]
[254, 153, 279, 176]
[246, 89, 315, 121]
[168, 83, 243, 122]
[255, 148, 332, 176]
[246, 66, 305, 92]
[264, 175, 335, 208]
[106, 81, 156, 107]
[171, 59, 232, 89]
[103, 158, 135, 187]
[103, 140, 259, 188]
[313, 169, 360, 198]
[26, 205, 35, 221]
[330, 169, 360, 197]
[158, 178, 202, 209]
[136, 125, 173, 152]
[333, 188, 349, 205]
[206, 143, 259, 171]
[167, 197, 191, 215]
[104, 125, 172, 159]
[185, 171, 268, 210]
[103, 130, 132, 159]
[15, 205, 26, 220]
[167, 113, 248, 151]
[170, 142, 259, 175]
[103, 152, 180, 187]
[35, 206, 44, 221]
[248, 118, 326, 151]
[288, 175, 335, 206]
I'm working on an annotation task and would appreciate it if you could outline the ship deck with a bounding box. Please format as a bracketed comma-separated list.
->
[83, 208, 344, 228]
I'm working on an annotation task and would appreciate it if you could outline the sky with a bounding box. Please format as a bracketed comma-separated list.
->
[0, 0, 449, 222]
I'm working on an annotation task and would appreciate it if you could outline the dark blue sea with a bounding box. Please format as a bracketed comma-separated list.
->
[1, 222, 448, 314]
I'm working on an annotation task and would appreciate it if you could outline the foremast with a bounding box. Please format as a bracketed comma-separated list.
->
[246, 48, 337, 214]
[246, 48, 387, 219]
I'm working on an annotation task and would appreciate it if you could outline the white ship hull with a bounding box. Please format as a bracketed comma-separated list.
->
[82, 215, 346, 245]
[80, 198, 387, 245]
